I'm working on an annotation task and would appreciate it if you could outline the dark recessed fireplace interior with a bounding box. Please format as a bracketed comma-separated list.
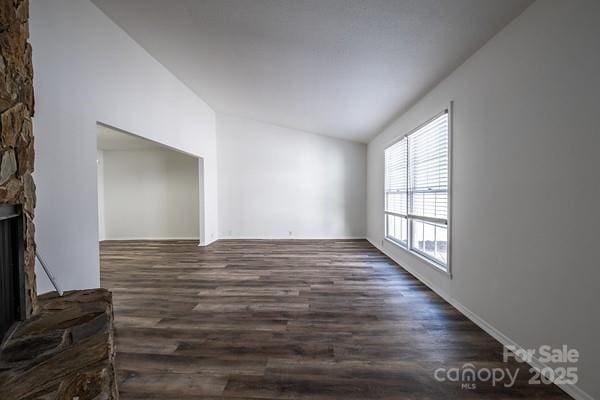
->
[0, 204, 24, 340]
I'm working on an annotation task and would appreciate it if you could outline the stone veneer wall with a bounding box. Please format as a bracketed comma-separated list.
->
[0, 0, 36, 317]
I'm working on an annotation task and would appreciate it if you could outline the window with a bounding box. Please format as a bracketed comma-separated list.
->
[384, 110, 450, 271]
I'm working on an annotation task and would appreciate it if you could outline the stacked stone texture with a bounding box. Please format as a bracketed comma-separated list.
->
[0, 0, 36, 317]
[0, 289, 119, 399]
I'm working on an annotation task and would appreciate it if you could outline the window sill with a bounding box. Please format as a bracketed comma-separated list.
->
[383, 237, 452, 279]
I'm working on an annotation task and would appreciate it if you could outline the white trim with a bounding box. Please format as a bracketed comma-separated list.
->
[218, 236, 367, 240]
[368, 237, 592, 400]
[198, 237, 218, 247]
[100, 236, 366, 244]
[446, 101, 454, 278]
[100, 237, 200, 241]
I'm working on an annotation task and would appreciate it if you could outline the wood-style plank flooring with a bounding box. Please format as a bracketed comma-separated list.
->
[100, 239, 570, 399]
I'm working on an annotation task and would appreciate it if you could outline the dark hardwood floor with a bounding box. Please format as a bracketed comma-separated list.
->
[100, 239, 570, 399]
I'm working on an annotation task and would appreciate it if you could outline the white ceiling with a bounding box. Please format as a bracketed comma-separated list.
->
[92, 0, 532, 143]
[97, 124, 164, 150]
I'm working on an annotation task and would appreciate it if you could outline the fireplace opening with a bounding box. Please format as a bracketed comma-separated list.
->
[0, 204, 25, 341]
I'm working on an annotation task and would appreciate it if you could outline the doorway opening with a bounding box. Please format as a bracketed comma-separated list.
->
[96, 124, 203, 242]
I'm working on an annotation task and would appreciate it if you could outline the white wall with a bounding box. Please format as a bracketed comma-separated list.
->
[30, 0, 218, 293]
[100, 148, 200, 240]
[97, 150, 106, 241]
[367, 1, 600, 398]
[218, 114, 366, 239]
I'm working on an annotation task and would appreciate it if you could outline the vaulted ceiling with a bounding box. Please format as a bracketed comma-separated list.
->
[92, 0, 532, 142]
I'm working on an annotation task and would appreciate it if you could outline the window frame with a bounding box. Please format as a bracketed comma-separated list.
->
[383, 104, 453, 277]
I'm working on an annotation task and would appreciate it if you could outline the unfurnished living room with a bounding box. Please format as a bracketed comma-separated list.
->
[0, 0, 598, 399]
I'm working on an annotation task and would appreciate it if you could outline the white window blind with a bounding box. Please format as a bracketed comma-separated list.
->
[384, 110, 449, 269]
[385, 138, 408, 244]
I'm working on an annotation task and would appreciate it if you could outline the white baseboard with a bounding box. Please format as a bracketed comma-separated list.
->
[198, 237, 218, 247]
[101, 237, 200, 241]
[198, 236, 366, 247]
[218, 236, 366, 240]
[367, 237, 593, 400]
[101, 236, 366, 244]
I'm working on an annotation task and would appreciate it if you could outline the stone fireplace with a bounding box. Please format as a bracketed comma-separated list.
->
[0, 0, 37, 327]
